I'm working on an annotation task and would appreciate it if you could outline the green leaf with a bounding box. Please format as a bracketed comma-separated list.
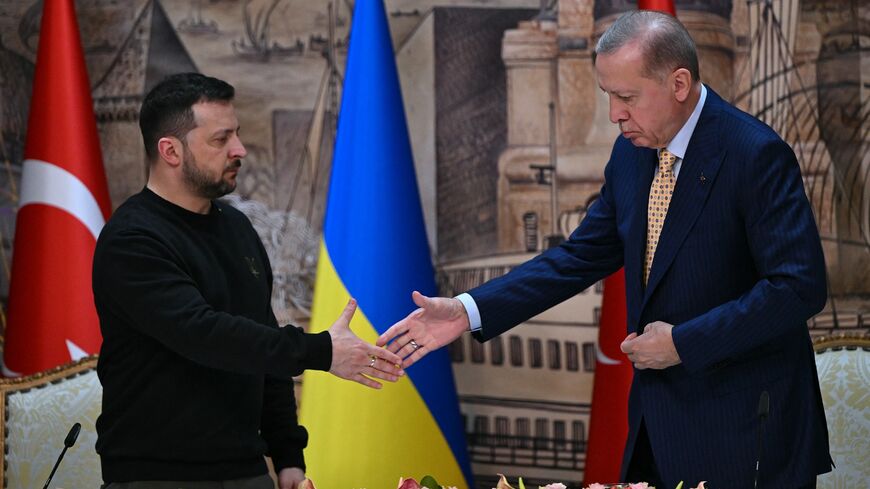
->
[518, 477, 526, 489]
[675, 482, 684, 489]
[420, 475, 440, 489]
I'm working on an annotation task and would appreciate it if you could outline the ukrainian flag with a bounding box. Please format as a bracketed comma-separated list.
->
[298, 0, 473, 487]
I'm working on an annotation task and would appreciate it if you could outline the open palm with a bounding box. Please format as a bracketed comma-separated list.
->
[376, 291, 471, 367]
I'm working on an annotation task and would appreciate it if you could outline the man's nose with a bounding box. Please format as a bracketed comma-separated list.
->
[229, 135, 247, 159]
[609, 99, 628, 124]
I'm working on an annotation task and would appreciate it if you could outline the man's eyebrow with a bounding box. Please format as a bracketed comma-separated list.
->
[209, 127, 239, 138]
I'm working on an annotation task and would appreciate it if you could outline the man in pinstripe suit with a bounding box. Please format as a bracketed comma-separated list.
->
[379, 10, 831, 489]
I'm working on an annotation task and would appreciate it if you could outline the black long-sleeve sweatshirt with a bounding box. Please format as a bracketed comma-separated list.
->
[93, 188, 331, 482]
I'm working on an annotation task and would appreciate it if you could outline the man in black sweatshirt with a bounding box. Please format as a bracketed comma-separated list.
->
[92, 73, 403, 488]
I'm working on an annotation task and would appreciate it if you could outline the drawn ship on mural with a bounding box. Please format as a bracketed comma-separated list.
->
[231, 0, 305, 61]
[731, 0, 869, 332]
[177, 0, 218, 35]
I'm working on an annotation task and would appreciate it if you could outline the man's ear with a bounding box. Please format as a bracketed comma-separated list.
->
[672, 68, 693, 103]
[157, 137, 183, 168]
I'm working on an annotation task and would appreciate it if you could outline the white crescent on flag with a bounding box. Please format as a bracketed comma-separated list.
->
[596, 343, 622, 365]
[19, 159, 105, 240]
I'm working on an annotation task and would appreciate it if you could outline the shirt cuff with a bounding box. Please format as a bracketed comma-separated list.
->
[455, 293, 482, 332]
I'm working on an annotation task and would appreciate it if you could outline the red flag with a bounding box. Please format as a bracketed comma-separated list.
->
[2, 0, 111, 376]
[584, 269, 633, 485]
[638, 0, 676, 15]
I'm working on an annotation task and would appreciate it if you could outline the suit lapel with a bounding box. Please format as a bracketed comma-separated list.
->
[641, 91, 727, 311]
[626, 147, 657, 320]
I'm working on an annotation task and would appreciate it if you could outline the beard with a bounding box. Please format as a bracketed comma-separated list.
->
[181, 145, 240, 200]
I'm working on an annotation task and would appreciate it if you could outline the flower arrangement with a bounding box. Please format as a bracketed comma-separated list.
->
[585, 483, 707, 489]
[301, 473, 708, 489]
[394, 474, 708, 489]
[585, 484, 653, 489]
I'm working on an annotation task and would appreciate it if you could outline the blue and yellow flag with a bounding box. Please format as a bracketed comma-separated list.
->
[298, 0, 473, 487]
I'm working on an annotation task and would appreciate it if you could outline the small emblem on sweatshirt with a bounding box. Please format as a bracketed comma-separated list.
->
[244, 257, 260, 278]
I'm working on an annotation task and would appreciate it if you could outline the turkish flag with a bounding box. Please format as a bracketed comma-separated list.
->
[638, 0, 676, 15]
[584, 269, 633, 485]
[2, 0, 111, 376]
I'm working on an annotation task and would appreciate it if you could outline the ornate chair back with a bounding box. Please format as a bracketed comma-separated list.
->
[0, 356, 102, 489]
[813, 332, 870, 488]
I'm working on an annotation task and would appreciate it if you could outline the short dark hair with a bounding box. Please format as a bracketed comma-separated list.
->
[139, 73, 235, 161]
[593, 10, 700, 82]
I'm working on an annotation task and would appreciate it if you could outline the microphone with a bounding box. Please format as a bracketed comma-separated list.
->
[754, 391, 769, 489]
[42, 422, 81, 489]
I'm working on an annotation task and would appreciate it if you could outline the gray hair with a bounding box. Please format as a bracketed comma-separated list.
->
[593, 10, 700, 82]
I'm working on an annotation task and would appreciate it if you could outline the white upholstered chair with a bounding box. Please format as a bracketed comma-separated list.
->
[0, 356, 102, 489]
[813, 332, 870, 489]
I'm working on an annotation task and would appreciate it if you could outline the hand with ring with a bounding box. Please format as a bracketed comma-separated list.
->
[377, 291, 471, 368]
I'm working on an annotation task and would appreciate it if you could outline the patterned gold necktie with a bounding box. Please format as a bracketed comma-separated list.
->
[644, 149, 677, 285]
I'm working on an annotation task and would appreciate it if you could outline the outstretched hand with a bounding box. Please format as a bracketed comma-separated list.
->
[376, 291, 470, 368]
[328, 299, 404, 389]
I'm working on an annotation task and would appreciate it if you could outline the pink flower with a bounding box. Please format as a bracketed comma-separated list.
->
[585, 484, 607, 489]
[397, 478, 421, 489]
[541, 484, 567, 489]
[693, 482, 707, 489]
[628, 484, 650, 489]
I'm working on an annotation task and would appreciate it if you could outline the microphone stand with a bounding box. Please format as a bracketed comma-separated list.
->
[43, 422, 81, 489]
[754, 391, 769, 489]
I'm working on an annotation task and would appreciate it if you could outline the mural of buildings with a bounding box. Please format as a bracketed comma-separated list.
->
[0, 0, 866, 487]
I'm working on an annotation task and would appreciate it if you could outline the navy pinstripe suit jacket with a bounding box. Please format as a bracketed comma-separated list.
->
[469, 88, 832, 488]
